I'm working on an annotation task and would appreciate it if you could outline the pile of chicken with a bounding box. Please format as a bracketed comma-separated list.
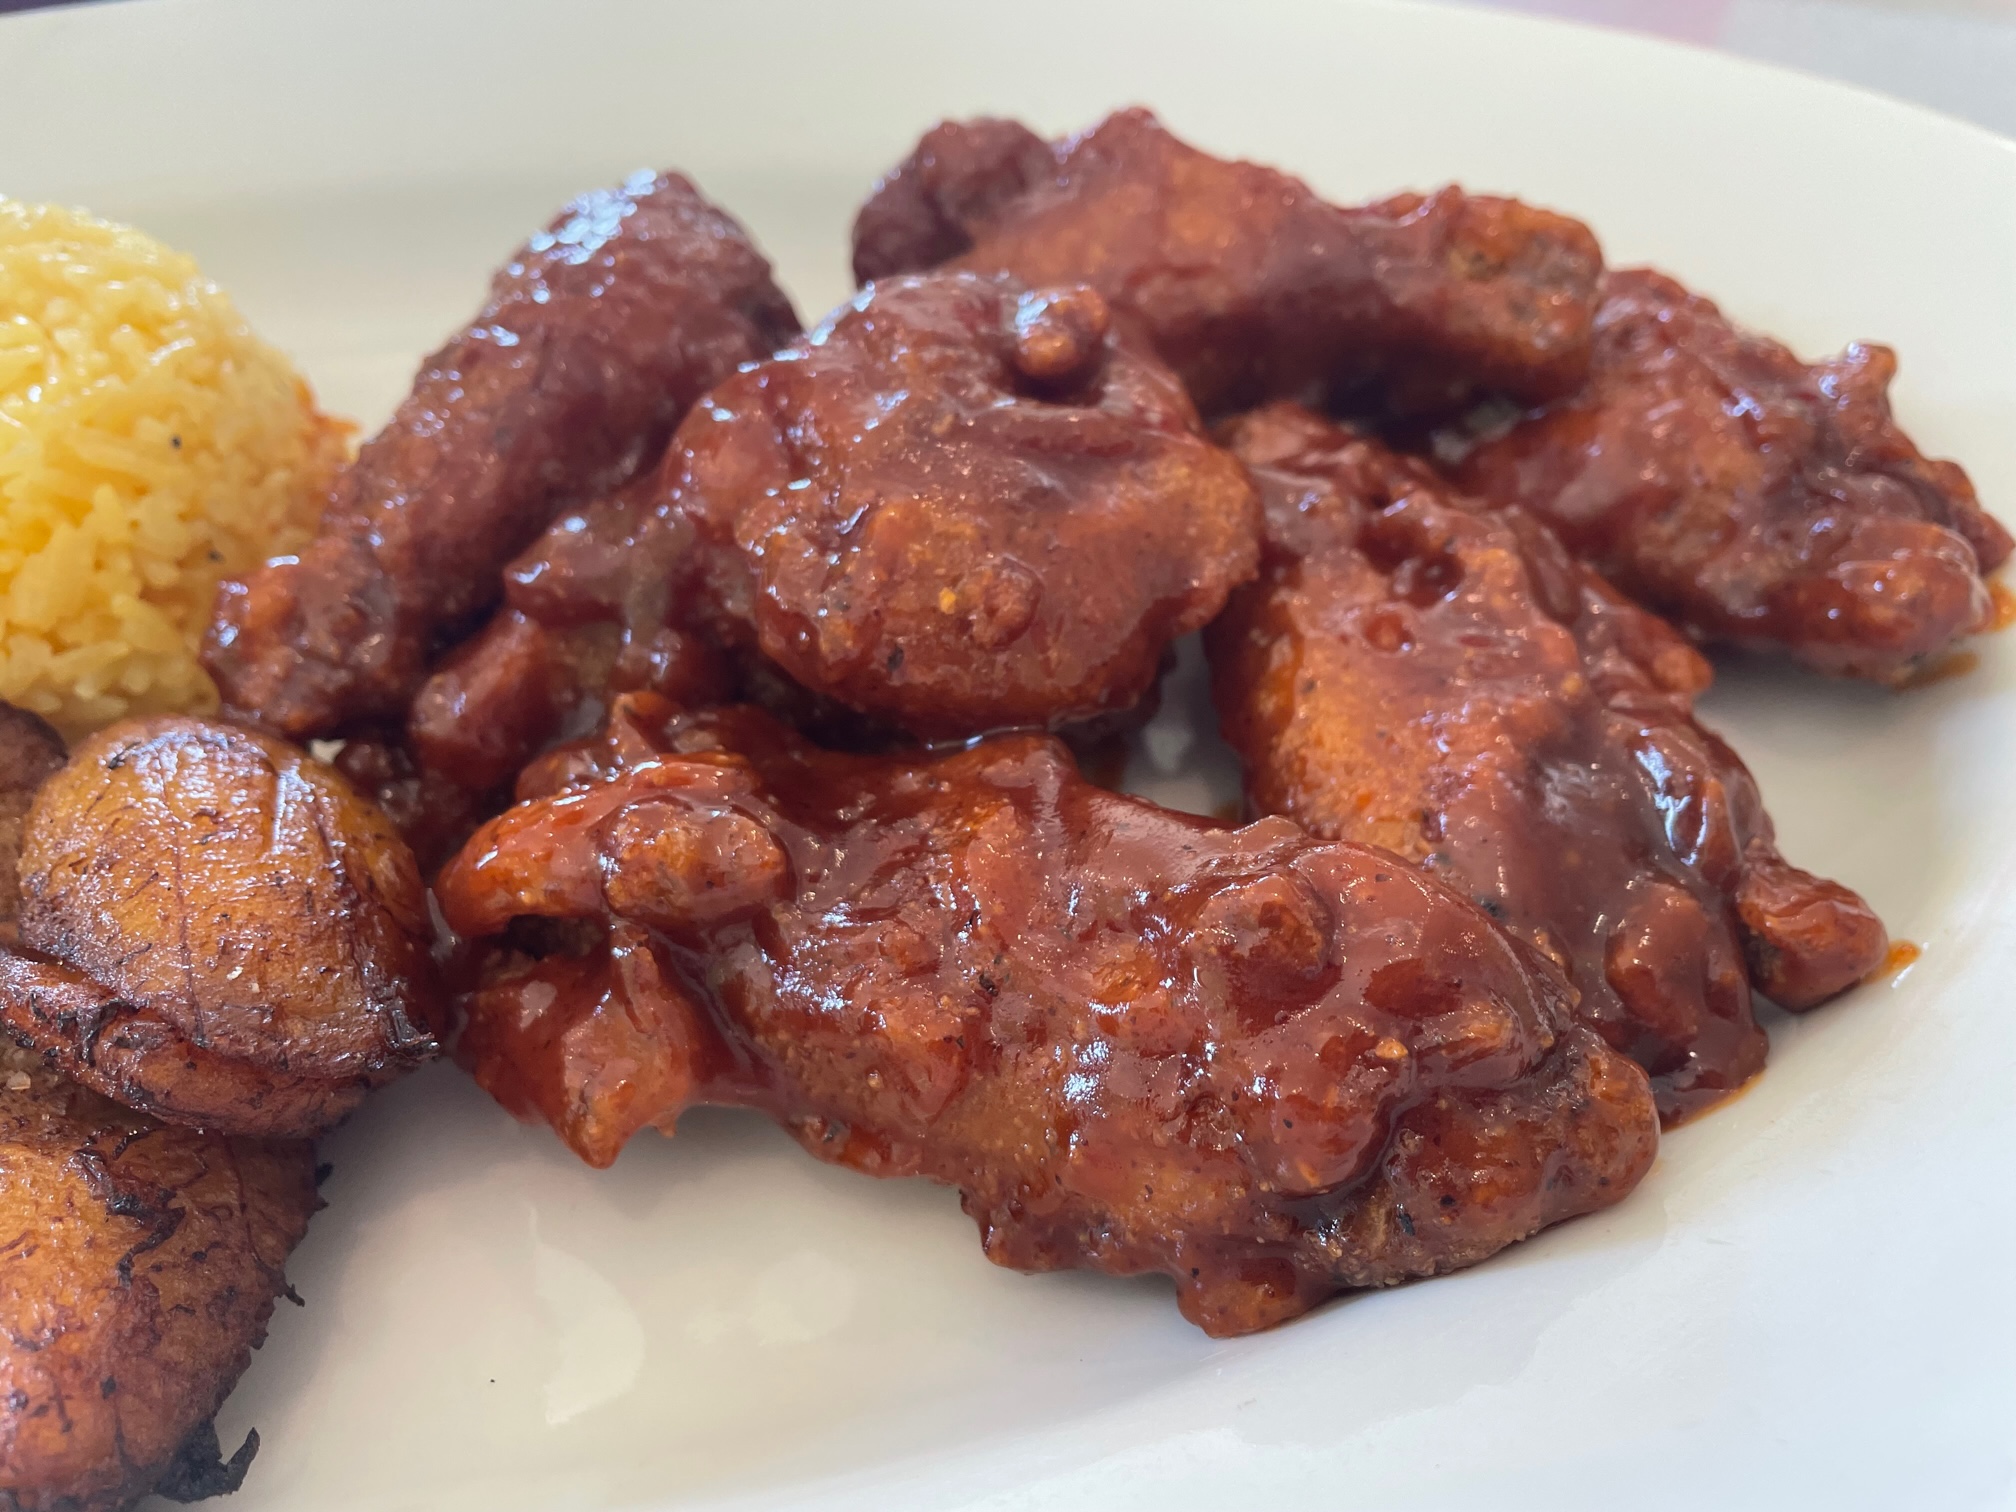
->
[5, 111, 2007, 1510]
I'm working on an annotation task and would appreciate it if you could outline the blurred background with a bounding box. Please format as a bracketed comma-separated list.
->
[1458, 0, 2016, 135]
[1, 0, 2010, 139]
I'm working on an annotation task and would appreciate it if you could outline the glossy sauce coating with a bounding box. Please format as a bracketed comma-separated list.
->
[851, 109, 1605, 415]
[4, 717, 441, 1138]
[1208, 405, 1887, 1120]
[205, 171, 801, 737]
[409, 269, 1259, 790]
[438, 695, 1658, 1337]
[1455, 269, 2012, 681]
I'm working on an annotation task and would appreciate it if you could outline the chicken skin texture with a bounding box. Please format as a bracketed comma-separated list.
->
[851, 109, 1605, 415]
[2, 717, 441, 1139]
[1209, 406, 1888, 1121]
[205, 170, 801, 738]
[437, 694, 1658, 1337]
[1455, 270, 2011, 681]
[0, 1052, 317, 1512]
[408, 270, 1260, 799]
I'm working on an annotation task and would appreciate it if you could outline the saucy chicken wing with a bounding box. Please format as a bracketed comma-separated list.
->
[205, 171, 801, 737]
[851, 109, 1605, 415]
[1209, 405, 1888, 1120]
[1454, 270, 2011, 681]
[437, 694, 1658, 1337]
[408, 270, 1259, 797]
[2, 717, 441, 1139]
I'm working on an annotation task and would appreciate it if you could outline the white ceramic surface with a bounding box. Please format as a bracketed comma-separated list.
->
[4, 1, 2014, 1508]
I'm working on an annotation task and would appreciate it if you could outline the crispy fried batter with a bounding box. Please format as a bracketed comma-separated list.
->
[204, 171, 801, 738]
[437, 695, 1657, 1337]
[1454, 269, 2012, 681]
[407, 270, 1259, 792]
[0, 1048, 317, 1512]
[1209, 405, 1887, 1120]
[851, 109, 1605, 414]
[6, 718, 440, 1139]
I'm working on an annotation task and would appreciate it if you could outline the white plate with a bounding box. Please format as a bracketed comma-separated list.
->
[6, 1, 2015, 1507]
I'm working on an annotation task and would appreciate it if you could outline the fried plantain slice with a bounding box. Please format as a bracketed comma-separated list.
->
[0, 1046, 318, 1512]
[9, 717, 441, 1139]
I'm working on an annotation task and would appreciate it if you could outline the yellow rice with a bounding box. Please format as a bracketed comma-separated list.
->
[0, 199, 346, 737]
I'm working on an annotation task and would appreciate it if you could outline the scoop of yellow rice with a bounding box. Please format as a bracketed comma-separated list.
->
[0, 199, 345, 736]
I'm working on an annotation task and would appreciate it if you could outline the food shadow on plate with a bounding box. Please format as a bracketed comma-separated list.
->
[1117, 634, 1245, 818]
[734, 1175, 1676, 1512]
[1693, 633, 1999, 944]
[198, 1064, 1234, 1511]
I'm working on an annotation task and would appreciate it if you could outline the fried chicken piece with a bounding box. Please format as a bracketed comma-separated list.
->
[0, 1047, 318, 1512]
[1209, 405, 1888, 1121]
[204, 171, 801, 738]
[408, 270, 1259, 791]
[1454, 269, 2012, 681]
[851, 109, 1605, 415]
[395, 464, 733, 805]
[436, 694, 1658, 1337]
[2, 717, 441, 1139]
